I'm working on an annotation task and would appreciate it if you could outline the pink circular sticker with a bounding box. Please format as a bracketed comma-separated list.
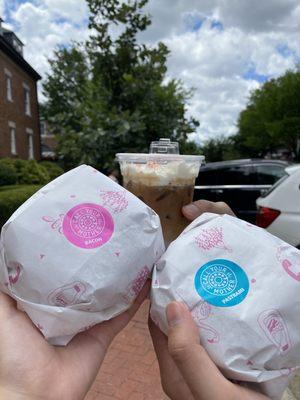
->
[63, 203, 114, 249]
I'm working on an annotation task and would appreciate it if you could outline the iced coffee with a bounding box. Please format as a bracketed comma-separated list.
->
[117, 140, 204, 246]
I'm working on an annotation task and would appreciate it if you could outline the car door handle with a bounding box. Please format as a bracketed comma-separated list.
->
[211, 189, 224, 194]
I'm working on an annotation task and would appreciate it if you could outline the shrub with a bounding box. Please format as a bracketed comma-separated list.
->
[17, 160, 50, 185]
[0, 158, 16, 167]
[39, 161, 64, 180]
[0, 158, 63, 186]
[0, 159, 18, 186]
[0, 159, 54, 186]
[13, 159, 29, 179]
[0, 185, 41, 227]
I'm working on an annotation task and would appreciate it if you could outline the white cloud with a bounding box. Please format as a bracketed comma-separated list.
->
[0, 0, 5, 16]
[43, 0, 88, 24]
[8, 1, 89, 101]
[187, 77, 260, 141]
[3, 0, 300, 142]
[139, 0, 300, 140]
[141, 0, 217, 41]
[218, 0, 298, 32]
[162, 20, 297, 140]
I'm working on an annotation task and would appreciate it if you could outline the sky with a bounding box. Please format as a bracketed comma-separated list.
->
[1, 0, 300, 144]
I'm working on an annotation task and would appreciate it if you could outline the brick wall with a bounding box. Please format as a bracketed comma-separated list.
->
[0, 49, 41, 160]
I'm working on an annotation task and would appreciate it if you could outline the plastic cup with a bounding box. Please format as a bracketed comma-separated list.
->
[116, 145, 204, 246]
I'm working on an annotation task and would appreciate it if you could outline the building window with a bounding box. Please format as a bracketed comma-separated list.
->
[5, 69, 13, 101]
[26, 128, 34, 159]
[13, 39, 23, 55]
[40, 120, 46, 137]
[24, 84, 31, 116]
[9, 122, 17, 155]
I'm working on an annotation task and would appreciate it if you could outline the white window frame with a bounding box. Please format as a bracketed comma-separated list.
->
[5, 68, 13, 102]
[26, 128, 34, 159]
[23, 83, 31, 116]
[9, 121, 17, 155]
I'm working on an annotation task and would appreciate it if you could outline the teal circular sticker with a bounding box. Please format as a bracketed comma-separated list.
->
[194, 259, 249, 307]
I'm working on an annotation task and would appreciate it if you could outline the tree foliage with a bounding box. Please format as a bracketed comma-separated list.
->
[200, 136, 240, 163]
[236, 70, 300, 160]
[43, 0, 199, 170]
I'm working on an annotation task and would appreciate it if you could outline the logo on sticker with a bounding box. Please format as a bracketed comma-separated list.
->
[194, 259, 249, 307]
[63, 203, 114, 249]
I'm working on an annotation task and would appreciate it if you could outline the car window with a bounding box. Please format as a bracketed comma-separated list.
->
[260, 174, 289, 197]
[196, 169, 217, 185]
[254, 164, 287, 185]
[216, 165, 253, 185]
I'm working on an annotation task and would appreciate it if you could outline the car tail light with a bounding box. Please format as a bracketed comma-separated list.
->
[256, 207, 281, 228]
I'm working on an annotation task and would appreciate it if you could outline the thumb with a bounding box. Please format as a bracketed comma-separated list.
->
[166, 302, 232, 400]
[182, 200, 235, 221]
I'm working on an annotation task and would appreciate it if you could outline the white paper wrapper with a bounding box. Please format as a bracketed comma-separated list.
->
[150, 212, 300, 399]
[0, 165, 165, 345]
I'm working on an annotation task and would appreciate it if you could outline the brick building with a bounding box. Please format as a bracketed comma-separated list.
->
[0, 18, 41, 160]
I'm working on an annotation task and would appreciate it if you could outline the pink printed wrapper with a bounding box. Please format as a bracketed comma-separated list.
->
[0, 165, 165, 345]
[150, 213, 300, 400]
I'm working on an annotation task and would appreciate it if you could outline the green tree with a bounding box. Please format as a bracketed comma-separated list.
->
[200, 136, 239, 162]
[43, 46, 89, 133]
[236, 70, 300, 160]
[43, 0, 199, 170]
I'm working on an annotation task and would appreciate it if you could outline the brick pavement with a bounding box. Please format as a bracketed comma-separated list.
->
[84, 299, 300, 400]
[85, 300, 169, 400]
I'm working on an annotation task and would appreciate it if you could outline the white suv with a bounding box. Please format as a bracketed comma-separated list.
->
[256, 165, 300, 248]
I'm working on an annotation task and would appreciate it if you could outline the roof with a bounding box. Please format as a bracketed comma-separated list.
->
[286, 164, 300, 175]
[0, 32, 41, 81]
[2, 28, 25, 45]
[201, 159, 290, 170]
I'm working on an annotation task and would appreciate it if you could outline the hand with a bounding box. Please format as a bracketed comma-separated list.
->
[149, 302, 269, 400]
[0, 281, 150, 400]
[182, 199, 235, 221]
[149, 201, 266, 400]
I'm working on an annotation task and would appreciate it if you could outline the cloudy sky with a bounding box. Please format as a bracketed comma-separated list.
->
[1, 0, 300, 143]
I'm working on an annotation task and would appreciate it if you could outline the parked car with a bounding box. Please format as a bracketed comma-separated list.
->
[256, 165, 300, 248]
[194, 159, 290, 223]
[41, 144, 56, 160]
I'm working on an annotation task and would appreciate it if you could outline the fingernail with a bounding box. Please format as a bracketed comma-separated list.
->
[182, 203, 199, 220]
[166, 302, 185, 327]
